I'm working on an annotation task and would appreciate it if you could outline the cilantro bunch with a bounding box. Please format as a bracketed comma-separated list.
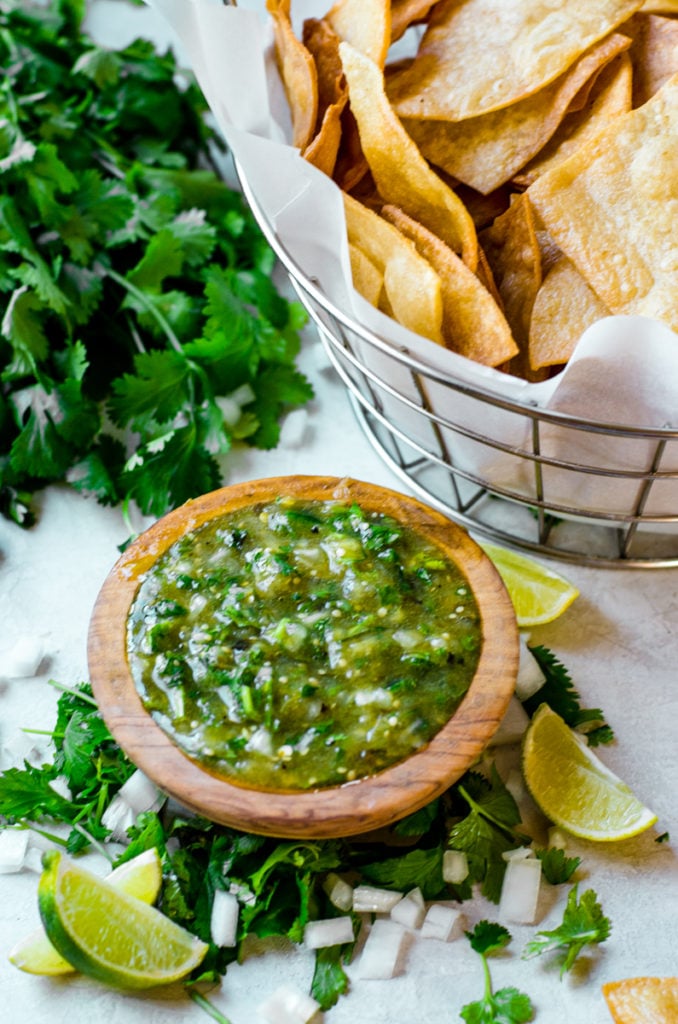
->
[0, 0, 312, 526]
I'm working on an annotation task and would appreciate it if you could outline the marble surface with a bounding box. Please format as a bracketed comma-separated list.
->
[1, 3, 677, 1023]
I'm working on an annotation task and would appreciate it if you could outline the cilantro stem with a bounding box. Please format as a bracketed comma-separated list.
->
[46, 680, 98, 707]
[106, 268, 184, 354]
[71, 823, 114, 863]
[186, 986, 234, 1024]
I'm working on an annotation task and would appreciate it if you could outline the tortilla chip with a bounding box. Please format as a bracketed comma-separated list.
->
[529, 256, 610, 369]
[401, 33, 631, 195]
[348, 242, 384, 306]
[343, 193, 444, 345]
[455, 183, 513, 231]
[386, 0, 644, 122]
[628, 13, 678, 106]
[325, 0, 391, 68]
[390, 0, 438, 42]
[527, 73, 678, 331]
[516, 52, 633, 186]
[480, 194, 542, 349]
[339, 41, 478, 268]
[303, 98, 347, 176]
[302, 17, 344, 120]
[266, 0, 318, 150]
[602, 976, 678, 1023]
[641, 0, 678, 10]
[381, 204, 518, 366]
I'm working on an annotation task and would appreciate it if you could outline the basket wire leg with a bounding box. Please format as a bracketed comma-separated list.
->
[619, 437, 668, 559]
[410, 369, 466, 513]
[530, 417, 555, 547]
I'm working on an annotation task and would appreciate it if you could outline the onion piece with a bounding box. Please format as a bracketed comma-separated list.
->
[0, 829, 30, 874]
[442, 850, 469, 885]
[420, 903, 465, 942]
[0, 636, 44, 679]
[210, 889, 239, 947]
[322, 872, 353, 912]
[101, 795, 136, 842]
[488, 696, 530, 747]
[352, 884, 403, 914]
[357, 919, 407, 979]
[515, 635, 546, 700]
[390, 887, 425, 930]
[304, 916, 354, 950]
[499, 856, 542, 924]
[547, 826, 569, 850]
[257, 985, 320, 1024]
[117, 769, 165, 815]
[501, 846, 535, 863]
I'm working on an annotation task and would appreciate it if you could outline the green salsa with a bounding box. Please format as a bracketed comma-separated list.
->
[127, 497, 482, 790]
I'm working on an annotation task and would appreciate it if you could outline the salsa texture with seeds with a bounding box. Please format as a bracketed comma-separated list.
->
[127, 497, 481, 789]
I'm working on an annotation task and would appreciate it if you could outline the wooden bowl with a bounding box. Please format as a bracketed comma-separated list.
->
[88, 475, 519, 838]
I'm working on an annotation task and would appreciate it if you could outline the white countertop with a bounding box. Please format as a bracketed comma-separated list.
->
[1, 3, 678, 1023]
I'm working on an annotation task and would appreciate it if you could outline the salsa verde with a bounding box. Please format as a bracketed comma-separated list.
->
[127, 497, 482, 790]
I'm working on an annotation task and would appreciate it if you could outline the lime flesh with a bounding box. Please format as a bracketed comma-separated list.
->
[480, 542, 579, 627]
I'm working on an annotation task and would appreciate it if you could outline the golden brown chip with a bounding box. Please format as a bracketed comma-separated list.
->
[303, 98, 347, 176]
[516, 51, 632, 186]
[343, 193, 444, 345]
[390, 0, 438, 42]
[527, 73, 678, 331]
[602, 976, 678, 1023]
[339, 41, 478, 269]
[480, 194, 543, 350]
[401, 33, 630, 195]
[266, 0, 318, 150]
[640, 0, 678, 11]
[628, 13, 678, 106]
[348, 242, 384, 306]
[529, 256, 610, 369]
[324, 0, 391, 68]
[386, 0, 644, 122]
[302, 17, 344, 120]
[381, 204, 518, 367]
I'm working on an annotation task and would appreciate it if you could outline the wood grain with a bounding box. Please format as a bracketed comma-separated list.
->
[87, 475, 519, 838]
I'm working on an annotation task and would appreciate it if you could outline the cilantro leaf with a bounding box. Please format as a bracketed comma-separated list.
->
[311, 944, 351, 1010]
[534, 847, 581, 886]
[360, 845, 445, 901]
[522, 646, 613, 745]
[447, 766, 527, 902]
[522, 884, 611, 976]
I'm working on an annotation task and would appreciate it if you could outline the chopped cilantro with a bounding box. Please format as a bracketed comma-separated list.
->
[0, 0, 311, 526]
[534, 847, 581, 886]
[521, 645, 613, 745]
[461, 921, 534, 1024]
[522, 884, 611, 976]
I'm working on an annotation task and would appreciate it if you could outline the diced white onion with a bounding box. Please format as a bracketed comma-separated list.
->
[442, 849, 469, 885]
[352, 884, 403, 914]
[216, 395, 242, 427]
[547, 826, 568, 851]
[101, 794, 136, 842]
[502, 846, 535, 862]
[228, 383, 256, 407]
[257, 985, 320, 1024]
[22, 847, 45, 874]
[504, 768, 528, 805]
[499, 856, 542, 924]
[0, 636, 44, 679]
[488, 696, 530, 747]
[210, 889, 239, 947]
[322, 872, 354, 912]
[357, 919, 407, 979]
[303, 916, 354, 950]
[420, 903, 465, 942]
[279, 408, 308, 448]
[247, 726, 274, 757]
[0, 829, 30, 873]
[515, 635, 546, 700]
[118, 769, 165, 815]
[390, 887, 425, 930]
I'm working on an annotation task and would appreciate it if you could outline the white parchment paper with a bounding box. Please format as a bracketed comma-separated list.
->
[147, 0, 678, 521]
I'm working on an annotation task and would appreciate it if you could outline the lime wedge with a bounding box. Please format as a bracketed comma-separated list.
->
[36, 850, 207, 988]
[479, 542, 579, 627]
[10, 847, 164, 976]
[522, 704, 657, 841]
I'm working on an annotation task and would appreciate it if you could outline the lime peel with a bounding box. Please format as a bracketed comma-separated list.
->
[522, 704, 657, 842]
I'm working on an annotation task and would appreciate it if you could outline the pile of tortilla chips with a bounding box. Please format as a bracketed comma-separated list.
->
[267, 0, 678, 379]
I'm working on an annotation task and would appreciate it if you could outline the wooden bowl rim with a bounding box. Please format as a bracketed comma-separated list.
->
[88, 474, 519, 838]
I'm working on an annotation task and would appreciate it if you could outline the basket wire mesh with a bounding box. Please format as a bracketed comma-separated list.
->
[235, 161, 678, 569]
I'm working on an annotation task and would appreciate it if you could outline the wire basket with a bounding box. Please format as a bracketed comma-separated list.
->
[235, 164, 678, 570]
